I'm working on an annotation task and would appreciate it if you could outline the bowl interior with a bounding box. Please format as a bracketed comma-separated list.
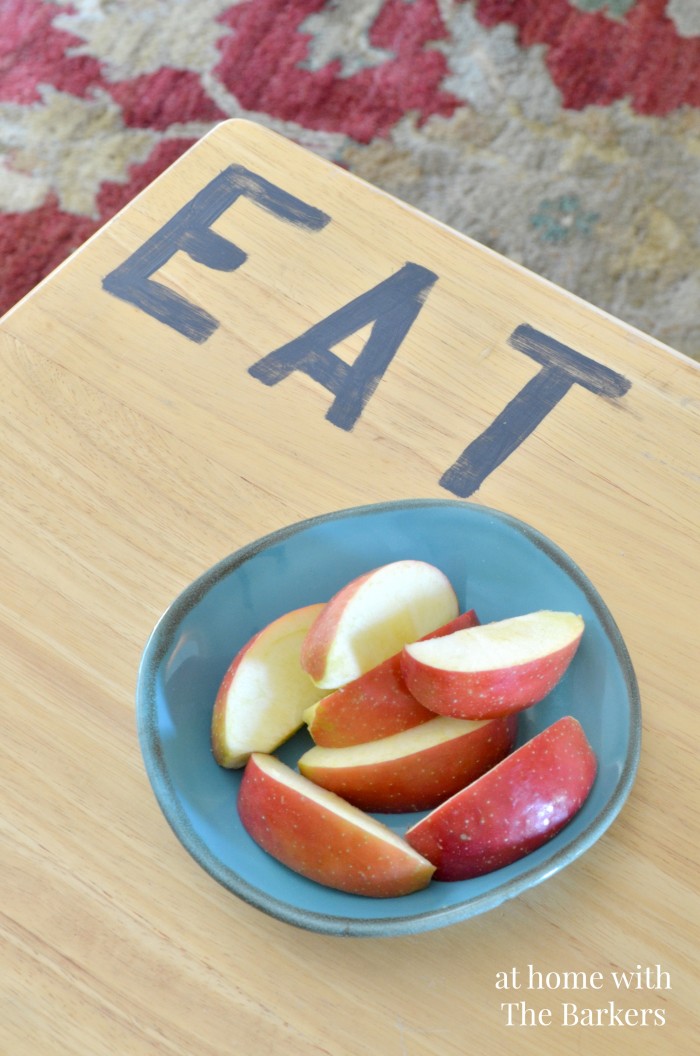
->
[137, 499, 640, 936]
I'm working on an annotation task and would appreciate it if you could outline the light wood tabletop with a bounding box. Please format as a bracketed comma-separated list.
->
[2, 119, 698, 1055]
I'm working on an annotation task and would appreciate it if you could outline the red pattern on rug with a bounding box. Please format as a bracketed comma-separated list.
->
[216, 0, 460, 141]
[108, 70, 226, 131]
[0, 0, 104, 103]
[475, 0, 700, 113]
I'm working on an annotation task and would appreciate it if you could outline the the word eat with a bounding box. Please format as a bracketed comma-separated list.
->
[103, 163, 631, 497]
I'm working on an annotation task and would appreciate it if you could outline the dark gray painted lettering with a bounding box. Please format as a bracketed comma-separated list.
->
[102, 165, 330, 342]
[440, 324, 631, 497]
[249, 262, 438, 430]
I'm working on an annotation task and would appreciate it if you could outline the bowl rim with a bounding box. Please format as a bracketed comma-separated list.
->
[136, 498, 642, 937]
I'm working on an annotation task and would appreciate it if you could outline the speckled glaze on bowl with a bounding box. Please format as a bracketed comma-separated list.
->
[136, 499, 640, 937]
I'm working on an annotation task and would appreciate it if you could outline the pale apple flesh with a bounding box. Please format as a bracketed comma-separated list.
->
[305, 610, 480, 747]
[401, 610, 584, 719]
[238, 753, 435, 897]
[300, 559, 459, 690]
[211, 602, 327, 768]
[404, 716, 597, 880]
[298, 713, 518, 813]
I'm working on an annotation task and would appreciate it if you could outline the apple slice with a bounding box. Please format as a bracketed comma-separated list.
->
[305, 610, 480, 747]
[211, 603, 326, 768]
[297, 713, 518, 813]
[300, 559, 459, 690]
[405, 716, 597, 880]
[238, 753, 435, 897]
[401, 610, 584, 719]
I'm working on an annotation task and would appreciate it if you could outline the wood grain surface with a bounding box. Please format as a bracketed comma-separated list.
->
[2, 119, 699, 1055]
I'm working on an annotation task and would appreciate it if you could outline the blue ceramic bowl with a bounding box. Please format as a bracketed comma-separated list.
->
[136, 499, 640, 937]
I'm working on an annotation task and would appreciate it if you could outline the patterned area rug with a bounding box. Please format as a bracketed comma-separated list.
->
[1, 0, 699, 359]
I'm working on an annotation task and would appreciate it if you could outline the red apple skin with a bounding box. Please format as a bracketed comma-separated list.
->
[404, 716, 597, 880]
[298, 713, 518, 813]
[238, 754, 435, 897]
[400, 626, 583, 720]
[300, 560, 459, 688]
[300, 569, 367, 683]
[308, 610, 480, 747]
